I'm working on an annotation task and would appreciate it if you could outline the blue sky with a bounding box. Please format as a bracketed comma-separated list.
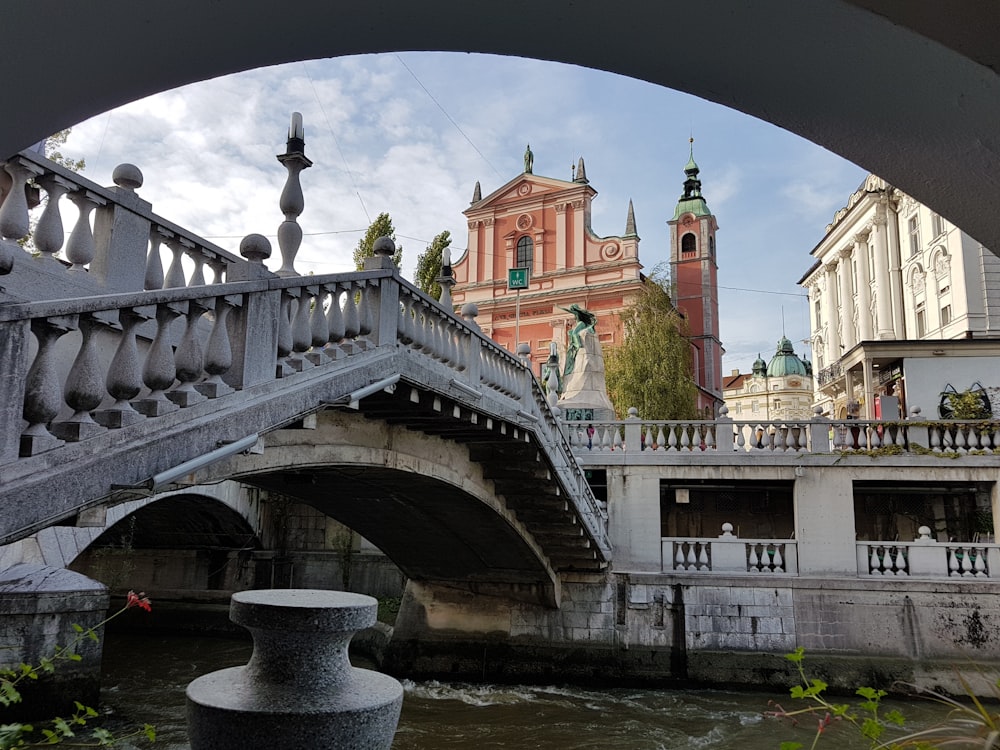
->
[60, 52, 867, 373]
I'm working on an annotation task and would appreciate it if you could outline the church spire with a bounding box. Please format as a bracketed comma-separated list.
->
[574, 156, 588, 184]
[624, 199, 637, 237]
[471, 180, 481, 204]
[672, 137, 712, 219]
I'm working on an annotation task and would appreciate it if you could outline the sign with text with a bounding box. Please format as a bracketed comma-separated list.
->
[507, 267, 529, 290]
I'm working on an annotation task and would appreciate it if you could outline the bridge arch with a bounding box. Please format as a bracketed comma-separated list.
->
[207, 408, 561, 606]
[3, 3, 999, 251]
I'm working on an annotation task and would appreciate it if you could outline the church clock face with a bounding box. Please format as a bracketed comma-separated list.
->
[516, 213, 532, 230]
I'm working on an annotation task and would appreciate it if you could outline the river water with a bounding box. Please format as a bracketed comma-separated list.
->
[98, 634, 933, 749]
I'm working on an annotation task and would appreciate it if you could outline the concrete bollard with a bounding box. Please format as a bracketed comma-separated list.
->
[186, 589, 403, 750]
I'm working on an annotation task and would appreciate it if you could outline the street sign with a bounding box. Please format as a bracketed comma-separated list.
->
[508, 267, 529, 290]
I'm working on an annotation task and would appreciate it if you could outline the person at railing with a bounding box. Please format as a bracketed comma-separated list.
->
[586, 423, 595, 450]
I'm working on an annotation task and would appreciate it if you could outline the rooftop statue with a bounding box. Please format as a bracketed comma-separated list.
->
[560, 303, 597, 377]
[523, 144, 533, 174]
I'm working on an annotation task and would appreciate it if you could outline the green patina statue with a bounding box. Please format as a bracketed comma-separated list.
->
[560, 303, 597, 376]
[523, 143, 533, 174]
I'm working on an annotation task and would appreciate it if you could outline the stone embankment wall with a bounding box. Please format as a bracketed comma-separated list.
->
[385, 572, 1000, 695]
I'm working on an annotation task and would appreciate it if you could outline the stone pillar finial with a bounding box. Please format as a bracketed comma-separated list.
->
[240, 234, 272, 264]
[275, 112, 313, 277]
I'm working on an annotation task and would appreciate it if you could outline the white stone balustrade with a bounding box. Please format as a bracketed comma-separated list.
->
[566, 415, 999, 457]
[0, 149, 243, 294]
[857, 528, 998, 578]
[663, 525, 798, 575]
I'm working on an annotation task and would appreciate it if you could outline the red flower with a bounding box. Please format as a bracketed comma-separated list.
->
[126, 590, 152, 612]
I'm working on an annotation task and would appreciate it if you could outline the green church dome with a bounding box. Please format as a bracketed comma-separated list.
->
[766, 337, 811, 377]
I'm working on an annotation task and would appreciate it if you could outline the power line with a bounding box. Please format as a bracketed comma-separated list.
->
[394, 54, 503, 180]
[301, 61, 371, 223]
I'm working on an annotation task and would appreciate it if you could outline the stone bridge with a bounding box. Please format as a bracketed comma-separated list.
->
[0, 147, 609, 608]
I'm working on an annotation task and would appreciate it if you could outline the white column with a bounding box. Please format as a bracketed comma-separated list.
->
[854, 231, 874, 341]
[886, 206, 906, 339]
[823, 262, 840, 364]
[872, 208, 895, 339]
[837, 247, 855, 350]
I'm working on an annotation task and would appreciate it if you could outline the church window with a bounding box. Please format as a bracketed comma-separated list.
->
[709, 236, 715, 257]
[681, 233, 697, 254]
[814, 299, 822, 328]
[908, 216, 920, 256]
[516, 235, 533, 268]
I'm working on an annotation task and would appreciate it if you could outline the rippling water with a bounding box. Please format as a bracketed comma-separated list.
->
[99, 634, 935, 749]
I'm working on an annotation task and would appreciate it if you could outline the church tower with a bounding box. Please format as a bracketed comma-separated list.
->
[667, 140, 723, 416]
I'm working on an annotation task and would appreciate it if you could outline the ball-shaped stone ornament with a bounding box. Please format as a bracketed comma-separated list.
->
[373, 236, 395, 257]
[112, 163, 143, 190]
[460, 302, 479, 319]
[240, 233, 272, 263]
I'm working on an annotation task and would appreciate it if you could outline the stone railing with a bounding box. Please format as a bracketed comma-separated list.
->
[857, 528, 997, 579]
[662, 524, 799, 575]
[565, 414, 1000, 456]
[1, 150, 244, 294]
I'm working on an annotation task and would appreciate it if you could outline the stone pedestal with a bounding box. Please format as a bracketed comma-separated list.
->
[186, 589, 402, 750]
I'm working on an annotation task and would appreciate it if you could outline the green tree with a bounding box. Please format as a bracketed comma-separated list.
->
[604, 270, 698, 420]
[353, 212, 403, 270]
[44, 128, 86, 173]
[414, 230, 452, 300]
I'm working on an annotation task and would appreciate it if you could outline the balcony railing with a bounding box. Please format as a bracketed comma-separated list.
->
[857, 529, 997, 578]
[565, 416, 1000, 455]
[662, 525, 799, 575]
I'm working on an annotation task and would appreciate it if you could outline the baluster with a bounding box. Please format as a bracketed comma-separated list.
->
[640, 425, 650, 450]
[196, 295, 237, 398]
[96, 307, 150, 427]
[675, 543, 685, 570]
[145, 229, 167, 290]
[666, 426, 677, 451]
[735, 425, 746, 450]
[20, 316, 76, 456]
[0, 157, 41, 243]
[974, 549, 987, 576]
[343, 284, 360, 339]
[307, 287, 331, 365]
[677, 425, 689, 451]
[50, 314, 109, 440]
[697, 543, 709, 570]
[948, 548, 961, 575]
[961, 548, 974, 575]
[287, 289, 313, 372]
[772, 545, 784, 572]
[748, 544, 760, 573]
[164, 237, 189, 288]
[208, 260, 226, 284]
[451, 321, 466, 372]
[772, 427, 785, 452]
[133, 302, 183, 416]
[870, 546, 882, 575]
[275, 112, 312, 277]
[398, 295, 414, 345]
[166, 299, 210, 407]
[786, 426, 798, 452]
[612, 425, 623, 452]
[189, 251, 207, 286]
[930, 425, 942, 452]
[275, 290, 294, 377]
[600, 425, 612, 451]
[34, 174, 72, 264]
[955, 427, 968, 453]
[326, 287, 347, 359]
[870, 426, 882, 449]
[704, 425, 716, 451]
[66, 190, 103, 271]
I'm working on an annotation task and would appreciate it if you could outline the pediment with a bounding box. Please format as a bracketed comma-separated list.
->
[465, 174, 593, 215]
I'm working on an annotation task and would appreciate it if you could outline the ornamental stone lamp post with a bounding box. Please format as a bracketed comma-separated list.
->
[187, 589, 402, 750]
[276, 112, 312, 278]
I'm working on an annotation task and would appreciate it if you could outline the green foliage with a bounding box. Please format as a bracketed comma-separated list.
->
[0, 595, 154, 749]
[353, 212, 403, 270]
[604, 270, 698, 420]
[769, 649, 1000, 749]
[414, 230, 452, 301]
[43, 130, 86, 173]
[377, 597, 401, 625]
[943, 389, 992, 420]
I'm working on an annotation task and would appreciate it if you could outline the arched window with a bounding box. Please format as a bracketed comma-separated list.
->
[681, 233, 697, 254]
[516, 235, 533, 268]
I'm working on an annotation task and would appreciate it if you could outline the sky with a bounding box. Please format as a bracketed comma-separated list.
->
[57, 52, 867, 374]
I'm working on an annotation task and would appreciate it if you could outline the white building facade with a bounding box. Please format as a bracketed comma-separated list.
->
[799, 175, 1000, 419]
[722, 337, 814, 422]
